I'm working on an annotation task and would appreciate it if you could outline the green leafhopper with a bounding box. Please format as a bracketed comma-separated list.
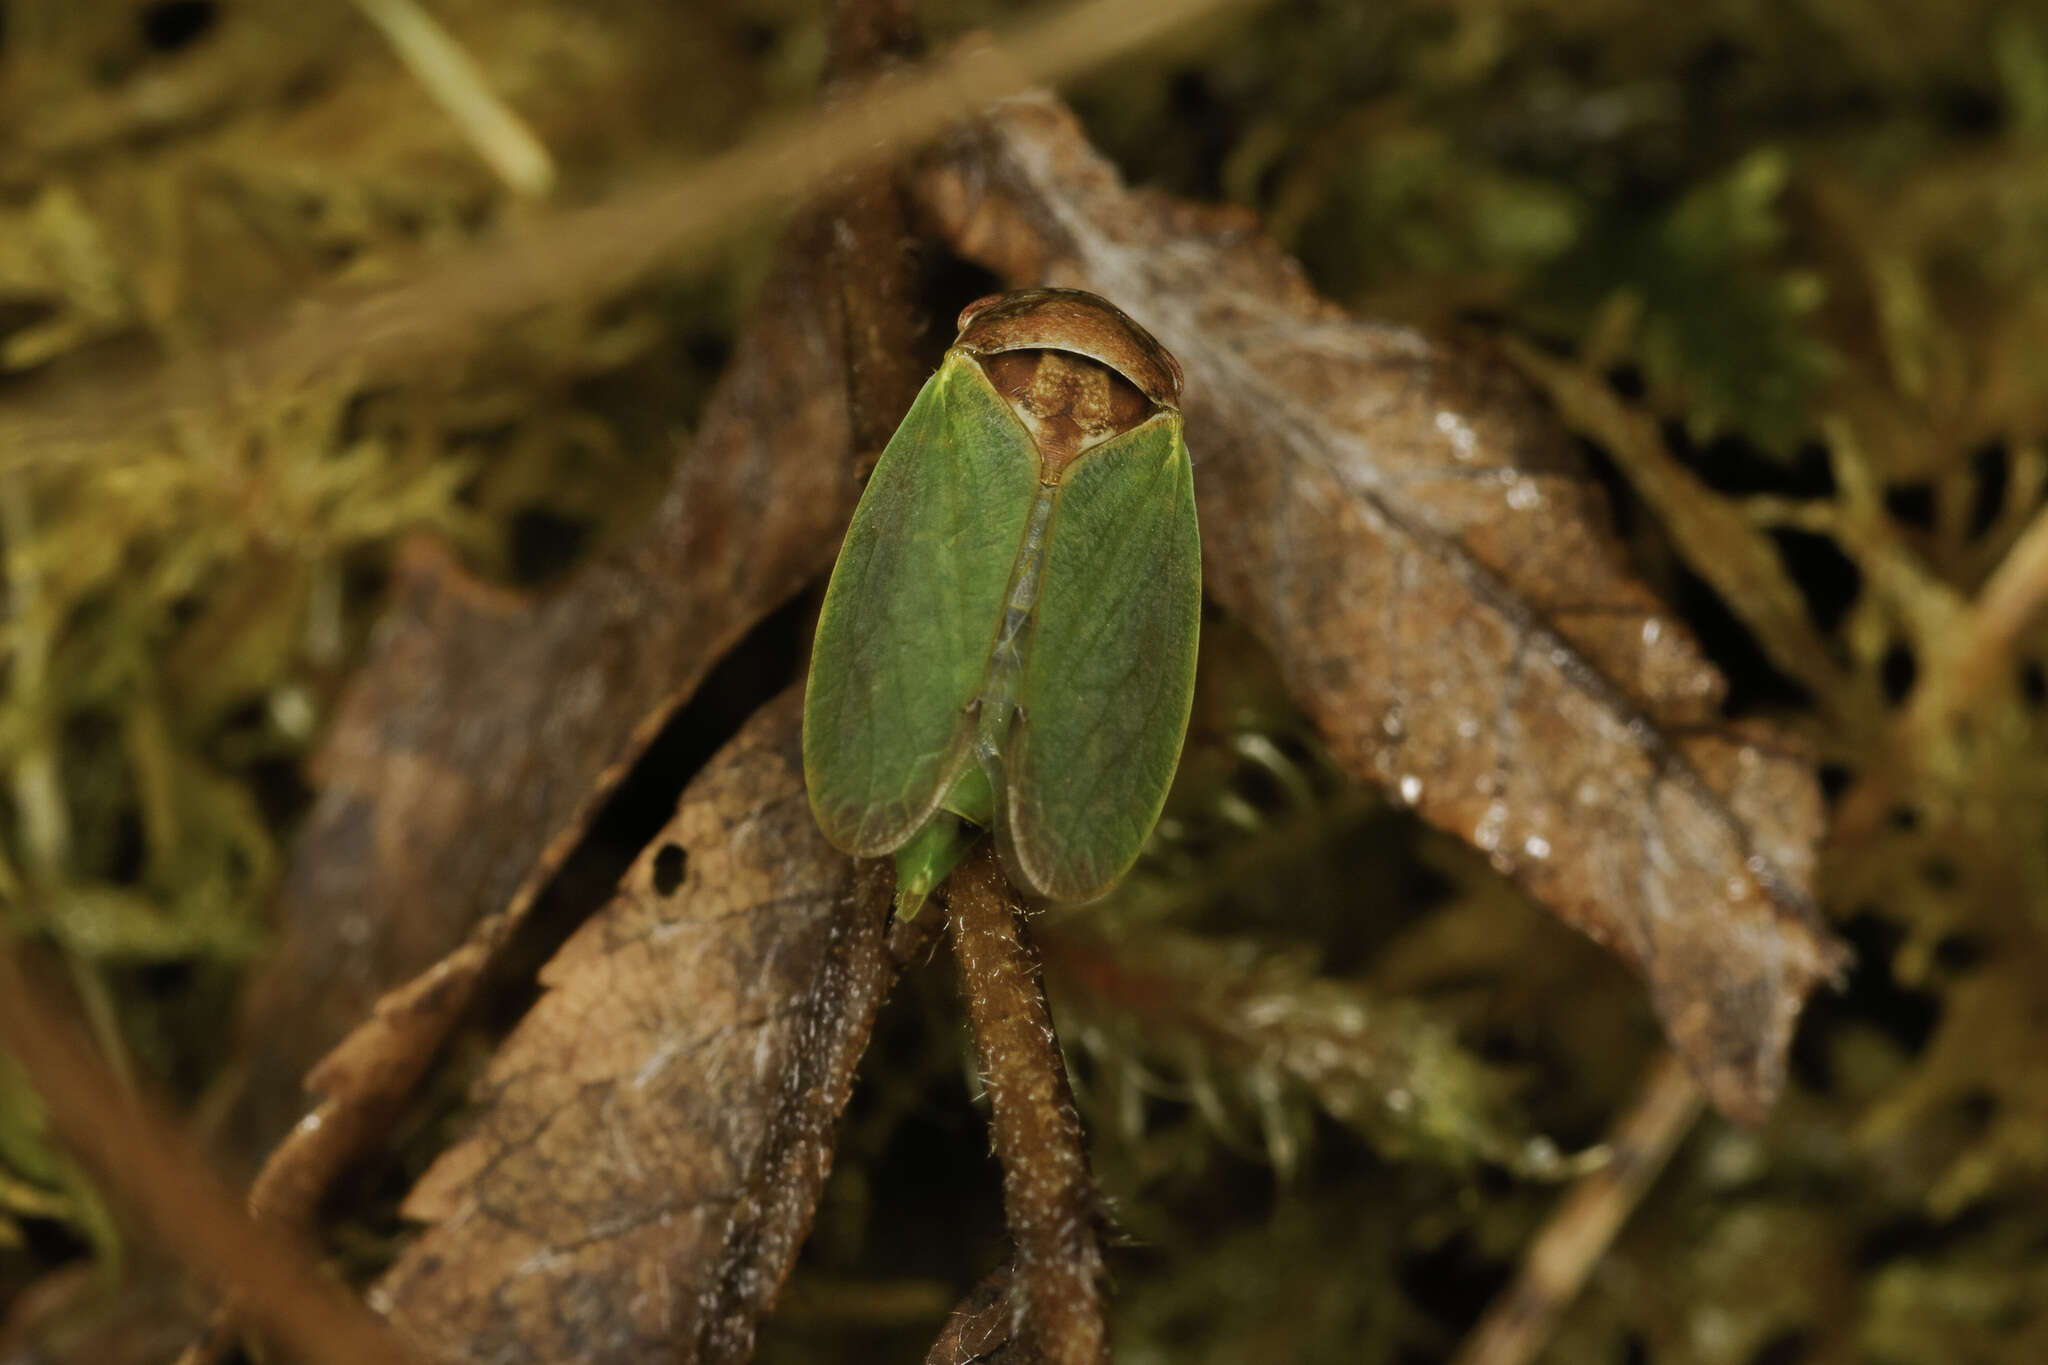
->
[803, 288, 1201, 915]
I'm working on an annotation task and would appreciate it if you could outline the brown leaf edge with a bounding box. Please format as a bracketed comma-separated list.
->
[369, 691, 895, 1365]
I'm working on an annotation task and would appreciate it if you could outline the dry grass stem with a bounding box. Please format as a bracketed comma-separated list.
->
[0, 946, 420, 1365]
[1451, 1052, 1705, 1365]
[1915, 496, 2048, 725]
[351, 0, 557, 197]
[1, 0, 1257, 480]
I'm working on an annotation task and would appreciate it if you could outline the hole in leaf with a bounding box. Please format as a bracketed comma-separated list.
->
[652, 843, 687, 896]
[481, 593, 809, 1034]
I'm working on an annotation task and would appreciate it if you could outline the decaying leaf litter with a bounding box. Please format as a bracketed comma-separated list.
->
[6, 0, 2048, 1362]
[327, 93, 1835, 1365]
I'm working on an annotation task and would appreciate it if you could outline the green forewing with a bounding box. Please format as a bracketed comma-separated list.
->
[1001, 415, 1201, 901]
[803, 354, 1039, 855]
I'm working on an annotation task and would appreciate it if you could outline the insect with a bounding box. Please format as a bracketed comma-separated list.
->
[802, 288, 1201, 916]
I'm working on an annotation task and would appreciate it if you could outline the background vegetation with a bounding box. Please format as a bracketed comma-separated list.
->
[4, 1, 2047, 1361]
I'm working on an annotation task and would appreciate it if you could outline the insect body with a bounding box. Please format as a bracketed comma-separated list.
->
[803, 289, 1201, 914]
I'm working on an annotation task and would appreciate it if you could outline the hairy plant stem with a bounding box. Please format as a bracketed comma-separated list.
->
[945, 845, 1108, 1365]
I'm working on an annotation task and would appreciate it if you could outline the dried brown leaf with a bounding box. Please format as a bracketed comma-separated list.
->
[243, 929, 496, 1233]
[916, 94, 1845, 1121]
[374, 691, 894, 1364]
[230, 227, 853, 1147]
